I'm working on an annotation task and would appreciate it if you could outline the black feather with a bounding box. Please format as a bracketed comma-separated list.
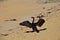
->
[35, 19, 45, 27]
[20, 21, 32, 28]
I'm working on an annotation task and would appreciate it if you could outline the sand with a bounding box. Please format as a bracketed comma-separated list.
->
[0, 0, 60, 40]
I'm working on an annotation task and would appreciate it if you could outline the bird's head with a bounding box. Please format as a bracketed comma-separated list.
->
[31, 17, 34, 19]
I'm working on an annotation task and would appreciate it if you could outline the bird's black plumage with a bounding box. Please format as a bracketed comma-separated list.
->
[19, 16, 45, 33]
[20, 21, 32, 28]
[35, 18, 45, 27]
[20, 19, 45, 27]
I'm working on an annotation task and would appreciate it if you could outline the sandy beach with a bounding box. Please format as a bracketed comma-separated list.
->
[0, 0, 60, 40]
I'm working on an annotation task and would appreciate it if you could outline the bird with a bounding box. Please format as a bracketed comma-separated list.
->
[19, 16, 45, 33]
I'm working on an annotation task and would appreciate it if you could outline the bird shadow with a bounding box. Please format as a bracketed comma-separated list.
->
[39, 28, 47, 31]
[25, 28, 47, 33]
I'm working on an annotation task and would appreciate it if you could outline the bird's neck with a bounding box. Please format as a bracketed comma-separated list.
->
[32, 18, 35, 23]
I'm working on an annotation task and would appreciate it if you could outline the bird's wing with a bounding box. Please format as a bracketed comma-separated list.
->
[19, 21, 32, 28]
[35, 19, 45, 27]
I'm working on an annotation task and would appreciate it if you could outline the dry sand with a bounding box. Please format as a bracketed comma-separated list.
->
[0, 0, 60, 40]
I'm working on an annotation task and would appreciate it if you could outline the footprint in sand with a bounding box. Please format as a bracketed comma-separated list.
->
[1, 34, 9, 36]
[8, 29, 13, 31]
[58, 4, 60, 6]
[4, 19, 17, 21]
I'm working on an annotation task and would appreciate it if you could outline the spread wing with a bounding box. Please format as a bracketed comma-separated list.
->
[19, 21, 32, 28]
[35, 19, 45, 27]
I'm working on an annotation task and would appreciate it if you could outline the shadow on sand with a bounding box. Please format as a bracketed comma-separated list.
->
[25, 28, 47, 33]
